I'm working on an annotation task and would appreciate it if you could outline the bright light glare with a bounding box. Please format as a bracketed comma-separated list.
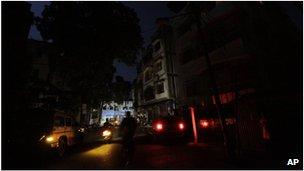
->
[78, 128, 85, 132]
[179, 123, 184, 130]
[102, 130, 111, 136]
[46, 136, 54, 142]
[156, 123, 163, 130]
[85, 144, 116, 157]
[200, 120, 209, 128]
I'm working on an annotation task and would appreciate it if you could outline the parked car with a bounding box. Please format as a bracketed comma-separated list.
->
[7, 108, 84, 157]
[38, 110, 86, 156]
[151, 115, 188, 141]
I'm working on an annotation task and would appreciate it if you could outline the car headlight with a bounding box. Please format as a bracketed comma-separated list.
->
[78, 128, 85, 133]
[46, 136, 54, 143]
[102, 130, 111, 137]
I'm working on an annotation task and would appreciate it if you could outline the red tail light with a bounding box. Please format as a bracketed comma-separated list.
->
[178, 122, 184, 130]
[156, 123, 163, 131]
[200, 120, 209, 128]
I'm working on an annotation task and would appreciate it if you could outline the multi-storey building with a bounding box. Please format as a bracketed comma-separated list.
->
[134, 3, 300, 158]
[168, 1, 301, 158]
[135, 19, 177, 123]
[170, 2, 252, 111]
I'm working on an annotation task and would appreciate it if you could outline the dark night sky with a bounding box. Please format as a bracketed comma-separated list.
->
[28, 1, 175, 82]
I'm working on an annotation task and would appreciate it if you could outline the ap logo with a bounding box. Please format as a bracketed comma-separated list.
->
[287, 159, 299, 166]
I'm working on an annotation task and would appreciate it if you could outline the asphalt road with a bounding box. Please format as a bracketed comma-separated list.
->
[46, 135, 236, 170]
[4, 128, 291, 170]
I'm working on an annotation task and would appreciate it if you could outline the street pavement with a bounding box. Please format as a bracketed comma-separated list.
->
[4, 127, 289, 170]
[47, 135, 236, 170]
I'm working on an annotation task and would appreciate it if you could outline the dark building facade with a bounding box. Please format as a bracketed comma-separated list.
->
[134, 19, 177, 123]
[169, 1, 302, 159]
[133, 1, 302, 160]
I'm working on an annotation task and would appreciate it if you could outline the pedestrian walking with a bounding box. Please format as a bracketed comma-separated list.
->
[103, 118, 112, 128]
[119, 111, 137, 167]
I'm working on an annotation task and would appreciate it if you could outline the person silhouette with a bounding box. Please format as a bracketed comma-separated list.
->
[103, 118, 112, 128]
[119, 111, 137, 166]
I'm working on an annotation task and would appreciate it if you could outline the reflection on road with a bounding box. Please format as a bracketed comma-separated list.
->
[84, 143, 115, 157]
[48, 143, 123, 169]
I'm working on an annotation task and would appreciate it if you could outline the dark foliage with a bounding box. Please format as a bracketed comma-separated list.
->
[35, 2, 143, 107]
[112, 76, 132, 103]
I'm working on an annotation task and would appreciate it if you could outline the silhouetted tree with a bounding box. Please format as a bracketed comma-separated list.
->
[2, 2, 33, 168]
[36, 2, 143, 108]
[112, 76, 132, 103]
[2, 2, 33, 112]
